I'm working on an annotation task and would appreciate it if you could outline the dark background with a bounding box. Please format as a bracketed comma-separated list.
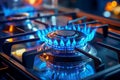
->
[59, 0, 120, 15]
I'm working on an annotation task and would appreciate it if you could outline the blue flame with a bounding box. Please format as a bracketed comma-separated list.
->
[48, 27, 52, 32]
[72, 39, 76, 46]
[45, 29, 48, 34]
[2, 5, 35, 17]
[48, 39, 52, 45]
[66, 39, 71, 46]
[60, 40, 65, 46]
[73, 25, 76, 30]
[78, 38, 85, 46]
[87, 27, 91, 34]
[77, 25, 81, 31]
[68, 26, 72, 30]
[41, 30, 45, 36]
[65, 25, 68, 29]
[54, 39, 58, 46]
[86, 28, 96, 41]
[37, 24, 97, 50]
[53, 26, 57, 31]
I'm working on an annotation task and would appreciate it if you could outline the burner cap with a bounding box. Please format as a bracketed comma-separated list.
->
[7, 13, 29, 20]
[56, 30, 75, 36]
[48, 30, 86, 41]
[46, 30, 87, 50]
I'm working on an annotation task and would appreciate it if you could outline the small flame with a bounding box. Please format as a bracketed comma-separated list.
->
[54, 39, 58, 46]
[48, 39, 52, 45]
[60, 40, 65, 46]
[9, 25, 14, 32]
[72, 39, 76, 46]
[77, 25, 81, 31]
[78, 38, 85, 46]
[73, 25, 76, 30]
[86, 27, 90, 34]
[66, 39, 71, 47]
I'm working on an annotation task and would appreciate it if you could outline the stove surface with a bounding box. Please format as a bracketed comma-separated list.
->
[0, 6, 120, 80]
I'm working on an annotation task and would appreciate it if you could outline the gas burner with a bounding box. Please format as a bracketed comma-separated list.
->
[35, 43, 96, 80]
[1, 5, 120, 79]
[35, 23, 97, 80]
[37, 23, 97, 69]
[37, 24, 97, 50]
[47, 30, 86, 50]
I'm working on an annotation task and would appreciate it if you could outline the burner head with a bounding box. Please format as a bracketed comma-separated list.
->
[36, 23, 97, 80]
[46, 30, 87, 50]
[37, 24, 97, 68]
[48, 30, 86, 41]
[37, 24, 97, 51]
[39, 29, 97, 66]
[7, 13, 29, 20]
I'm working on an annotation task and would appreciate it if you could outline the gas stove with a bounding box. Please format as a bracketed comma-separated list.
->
[0, 6, 120, 80]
